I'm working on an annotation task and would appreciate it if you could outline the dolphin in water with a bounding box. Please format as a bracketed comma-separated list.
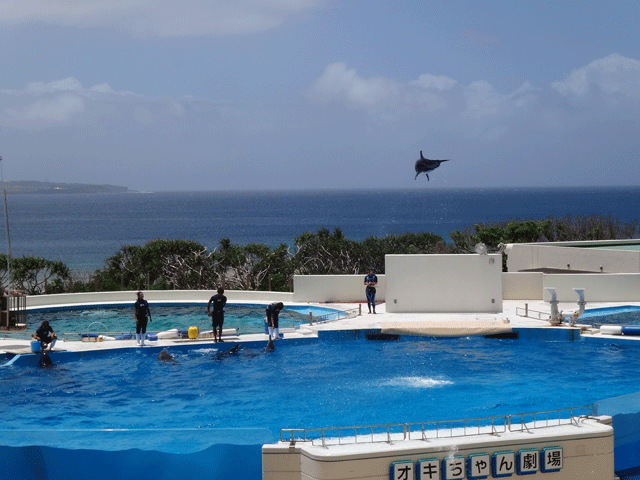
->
[157, 350, 176, 363]
[265, 338, 275, 352]
[215, 344, 242, 360]
[236, 339, 275, 358]
[414, 151, 449, 180]
[39, 352, 53, 368]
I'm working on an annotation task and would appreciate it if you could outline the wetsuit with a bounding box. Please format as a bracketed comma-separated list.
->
[265, 303, 281, 329]
[35, 324, 55, 347]
[364, 273, 378, 313]
[134, 298, 151, 334]
[208, 293, 227, 334]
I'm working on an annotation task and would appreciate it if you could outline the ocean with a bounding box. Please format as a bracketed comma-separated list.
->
[2, 187, 639, 272]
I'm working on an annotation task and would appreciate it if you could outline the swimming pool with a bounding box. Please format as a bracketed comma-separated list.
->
[580, 305, 640, 326]
[8, 303, 343, 339]
[3, 331, 640, 479]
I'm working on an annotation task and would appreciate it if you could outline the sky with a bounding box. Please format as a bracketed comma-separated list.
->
[0, 0, 639, 192]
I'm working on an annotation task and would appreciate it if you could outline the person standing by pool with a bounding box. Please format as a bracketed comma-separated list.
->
[33, 320, 57, 351]
[207, 287, 227, 343]
[364, 269, 378, 314]
[134, 291, 152, 346]
[265, 302, 284, 340]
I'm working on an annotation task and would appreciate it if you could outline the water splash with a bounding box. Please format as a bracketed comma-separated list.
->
[382, 376, 453, 388]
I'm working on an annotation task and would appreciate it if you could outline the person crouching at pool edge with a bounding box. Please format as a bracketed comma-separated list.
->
[364, 269, 378, 314]
[266, 302, 284, 340]
[134, 291, 152, 346]
[33, 320, 57, 352]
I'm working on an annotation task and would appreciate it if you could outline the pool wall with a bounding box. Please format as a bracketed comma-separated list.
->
[596, 391, 640, 472]
[0, 443, 262, 480]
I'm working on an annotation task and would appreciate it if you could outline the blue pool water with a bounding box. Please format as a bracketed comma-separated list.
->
[581, 306, 640, 326]
[3, 333, 640, 439]
[3, 331, 640, 478]
[13, 303, 341, 338]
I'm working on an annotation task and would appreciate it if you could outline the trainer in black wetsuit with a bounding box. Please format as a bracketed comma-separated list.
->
[207, 287, 227, 343]
[33, 320, 57, 352]
[265, 302, 284, 340]
[134, 291, 152, 346]
[364, 270, 378, 314]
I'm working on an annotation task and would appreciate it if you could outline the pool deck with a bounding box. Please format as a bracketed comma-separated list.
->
[2, 299, 639, 357]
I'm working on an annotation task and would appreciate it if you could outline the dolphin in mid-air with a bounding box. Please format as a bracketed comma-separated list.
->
[414, 151, 449, 180]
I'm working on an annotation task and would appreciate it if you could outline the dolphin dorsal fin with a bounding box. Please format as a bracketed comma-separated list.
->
[420, 150, 425, 160]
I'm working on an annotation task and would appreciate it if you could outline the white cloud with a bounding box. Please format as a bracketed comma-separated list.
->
[25, 77, 84, 94]
[0, 77, 196, 129]
[0, 0, 326, 37]
[465, 80, 539, 117]
[309, 63, 460, 117]
[309, 62, 540, 126]
[312, 55, 640, 124]
[309, 63, 400, 108]
[90, 83, 115, 94]
[412, 74, 458, 91]
[1, 77, 126, 98]
[552, 53, 640, 100]
[3, 94, 85, 127]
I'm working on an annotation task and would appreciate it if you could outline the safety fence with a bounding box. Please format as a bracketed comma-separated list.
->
[280, 404, 596, 447]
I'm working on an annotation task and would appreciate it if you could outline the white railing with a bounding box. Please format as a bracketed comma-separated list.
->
[280, 405, 596, 447]
[516, 304, 551, 321]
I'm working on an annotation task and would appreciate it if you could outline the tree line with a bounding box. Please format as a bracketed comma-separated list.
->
[1, 214, 637, 295]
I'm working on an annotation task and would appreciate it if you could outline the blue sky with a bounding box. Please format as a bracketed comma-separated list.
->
[1, 0, 639, 192]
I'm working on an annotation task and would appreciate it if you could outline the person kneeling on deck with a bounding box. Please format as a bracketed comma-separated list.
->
[33, 320, 57, 352]
[265, 302, 284, 340]
[134, 291, 152, 346]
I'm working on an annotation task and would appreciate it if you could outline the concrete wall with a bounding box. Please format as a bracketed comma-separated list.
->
[506, 243, 640, 273]
[503, 271, 640, 303]
[503, 272, 544, 300]
[292, 275, 385, 303]
[25, 290, 294, 309]
[542, 273, 640, 302]
[385, 254, 502, 313]
[26, 278, 384, 309]
[263, 417, 614, 480]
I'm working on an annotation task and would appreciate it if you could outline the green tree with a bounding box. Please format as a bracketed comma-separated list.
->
[292, 228, 362, 275]
[0, 253, 10, 290]
[94, 239, 211, 291]
[10, 256, 70, 295]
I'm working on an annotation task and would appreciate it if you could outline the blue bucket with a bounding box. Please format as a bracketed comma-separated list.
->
[30, 341, 42, 353]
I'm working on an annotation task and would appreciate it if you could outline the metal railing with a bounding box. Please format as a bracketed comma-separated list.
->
[308, 307, 359, 325]
[280, 404, 596, 447]
[516, 304, 551, 321]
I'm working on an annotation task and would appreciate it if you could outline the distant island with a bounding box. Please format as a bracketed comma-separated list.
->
[1, 181, 129, 194]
